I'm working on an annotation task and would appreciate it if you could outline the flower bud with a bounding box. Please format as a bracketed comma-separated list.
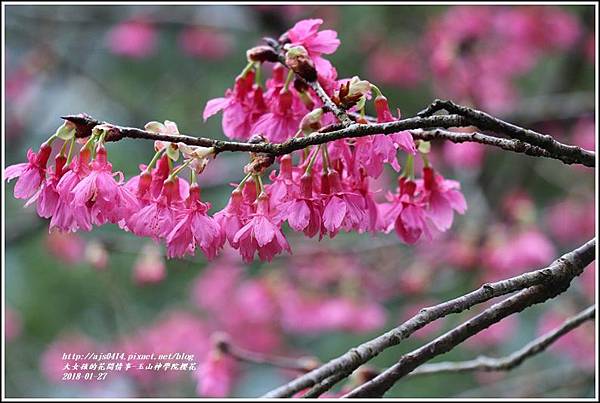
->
[285, 45, 317, 82]
[347, 76, 371, 99]
[246, 45, 279, 63]
[299, 108, 324, 133]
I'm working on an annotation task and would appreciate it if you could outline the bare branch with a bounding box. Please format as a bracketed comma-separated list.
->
[417, 99, 595, 167]
[343, 283, 596, 397]
[262, 239, 595, 397]
[410, 128, 556, 160]
[408, 304, 595, 376]
[61, 106, 593, 167]
[214, 332, 320, 373]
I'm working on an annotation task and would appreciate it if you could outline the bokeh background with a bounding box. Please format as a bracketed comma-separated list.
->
[4, 4, 596, 398]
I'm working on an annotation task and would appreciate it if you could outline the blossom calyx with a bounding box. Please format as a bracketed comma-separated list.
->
[285, 45, 317, 83]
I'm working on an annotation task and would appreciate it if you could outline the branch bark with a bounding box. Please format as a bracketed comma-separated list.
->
[262, 239, 596, 398]
[344, 284, 594, 397]
[61, 104, 594, 167]
[408, 305, 595, 376]
[417, 99, 595, 167]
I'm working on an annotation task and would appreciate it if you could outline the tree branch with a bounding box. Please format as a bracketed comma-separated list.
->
[214, 332, 320, 373]
[407, 305, 595, 376]
[262, 239, 595, 397]
[343, 274, 596, 397]
[61, 103, 593, 167]
[409, 128, 556, 160]
[417, 99, 595, 167]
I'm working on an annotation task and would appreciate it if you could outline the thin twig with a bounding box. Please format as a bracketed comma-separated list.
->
[216, 334, 320, 373]
[408, 305, 595, 376]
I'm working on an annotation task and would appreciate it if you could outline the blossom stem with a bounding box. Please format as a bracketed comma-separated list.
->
[370, 84, 383, 98]
[65, 136, 77, 165]
[58, 138, 70, 156]
[236, 172, 253, 191]
[320, 144, 330, 172]
[240, 61, 255, 78]
[255, 62, 262, 86]
[144, 148, 165, 174]
[304, 146, 320, 174]
[253, 174, 265, 195]
[283, 69, 294, 93]
[402, 154, 415, 180]
[421, 153, 430, 168]
[168, 158, 193, 181]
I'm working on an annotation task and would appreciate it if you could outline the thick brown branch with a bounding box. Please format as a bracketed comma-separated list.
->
[408, 305, 595, 376]
[262, 239, 595, 398]
[417, 99, 595, 167]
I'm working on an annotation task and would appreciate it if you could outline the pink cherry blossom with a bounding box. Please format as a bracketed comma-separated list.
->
[384, 177, 434, 244]
[196, 351, 237, 398]
[421, 166, 467, 232]
[214, 189, 251, 248]
[320, 170, 368, 237]
[5, 143, 52, 199]
[127, 177, 187, 240]
[178, 27, 233, 59]
[71, 145, 136, 227]
[52, 149, 94, 232]
[280, 173, 322, 238]
[45, 231, 85, 265]
[232, 193, 291, 262]
[106, 19, 156, 59]
[203, 71, 266, 140]
[287, 18, 340, 80]
[166, 184, 224, 259]
[252, 87, 307, 143]
[24, 154, 67, 218]
[133, 242, 167, 285]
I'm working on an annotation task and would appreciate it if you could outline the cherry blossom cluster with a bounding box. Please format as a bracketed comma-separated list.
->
[364, 5, 585, 114]
[5, 18, 466, 262]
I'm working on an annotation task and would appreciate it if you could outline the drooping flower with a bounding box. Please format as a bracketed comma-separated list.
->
[421, 166, 467, 231]
[203, 71, 266, 140]
[251, 86, 307, 143]
[320, 170, 368, 238]
[384, 177, 433, 244]
[232, 192, 291, 262]
[279, 172, 322, 238]
[52, 149, 94, 232]
[166, 184, 224, 259]
[24, 154, 67, 218]
[5, 143, 52, 199]
[127, 177, 186, 240]
[70, 144, 137, 226]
